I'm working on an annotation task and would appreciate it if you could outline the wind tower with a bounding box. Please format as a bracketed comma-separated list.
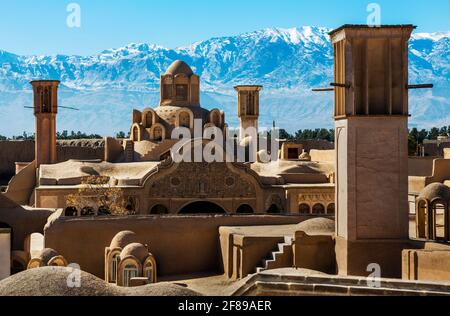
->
[330, 25, 418, 277]
[31, 80, 60, 167]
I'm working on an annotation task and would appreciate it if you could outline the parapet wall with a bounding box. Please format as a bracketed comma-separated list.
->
[44, 215, 309, 279]
[0, 140, 105, 181]
[408, 157, 435, 177]
[402, 243, 450, 284]
[310, 150, 335, 163]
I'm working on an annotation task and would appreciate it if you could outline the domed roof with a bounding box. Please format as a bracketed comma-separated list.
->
[120, 243, 149, 262]
[165, 60, 194, 76]
[154, 105, 210, 126]
[0, 266, 202, 296]
[35, 248, 59, 265]
[110, 231, 139, 249]
[295, 218, 335, 235]
[419, 183, 450, 201]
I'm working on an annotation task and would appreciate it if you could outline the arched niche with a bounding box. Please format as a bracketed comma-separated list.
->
[150, 123, 166, 142]
[299, 203, 311, 214]
[236, 204, 254, 214]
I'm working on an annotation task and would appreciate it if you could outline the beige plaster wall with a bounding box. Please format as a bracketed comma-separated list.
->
[408, 157, 435, 177]
[3, 161, 36, 205]
[310, 150, 335, 163]
[409, 158, 450, 194]
[445, 149, 450, 159]
[335, 117, 410, 278]
[0, 229, 11, 281]
[0, 206, 53, 251]
[44, 215, 307, 278]
[293, 231, 335, 274]
[402, 248, 450, 283]
[0, 140, 104, 181]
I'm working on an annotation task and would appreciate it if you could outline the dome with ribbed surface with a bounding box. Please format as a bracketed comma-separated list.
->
[165, 60, 194, 76]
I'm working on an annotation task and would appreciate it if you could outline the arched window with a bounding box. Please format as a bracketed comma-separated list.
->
[123, 264, 139, 287]
[125, 197, 136, 214]
[132, 126, 139, 142]
[327, 203, 335, 215]
[312, 204, 326, 215]
[211, 111, 221, 126]
[236, 204, 254, 214]
[179, 112, 190, 128]
[110, 253, 120, 283]
[144, 265, 153, 283]
[416, 199, 428, 239]
[98, 206, 111, 216]
[81, 207, 95, 216]
[64, 206, 78, 217]
[299, 203, 311, 214]
[163, 84, 173, 100]
[150, 205, 169, 215]
[153, 126, 163, 142]
[176, 84, 188, 101]
[143, 112, 153, 128]
[143, 257, 157, 283]
[431, 201, 446, 240]
[267, 204, 281, 214]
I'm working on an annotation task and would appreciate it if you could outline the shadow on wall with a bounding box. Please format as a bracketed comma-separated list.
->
[0, 194, 54, 251]
[44, 214, 314, 279]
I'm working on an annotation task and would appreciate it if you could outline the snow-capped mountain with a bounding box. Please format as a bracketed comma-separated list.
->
[0, 26, 448, 136]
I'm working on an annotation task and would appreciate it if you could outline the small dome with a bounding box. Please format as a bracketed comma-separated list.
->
[120, 243, 149, 263]
[165, 60, 194, 77]
[110, 231, 139, 249]
[419, 183, 450, 201]
[35, 248, 59, 265]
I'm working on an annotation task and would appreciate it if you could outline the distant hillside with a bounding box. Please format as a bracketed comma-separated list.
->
[0, 26, 448, 136]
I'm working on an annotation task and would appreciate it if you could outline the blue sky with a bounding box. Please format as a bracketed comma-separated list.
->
[0, 0, 449, 55]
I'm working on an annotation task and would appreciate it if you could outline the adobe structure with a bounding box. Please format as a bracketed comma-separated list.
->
[32, 60, 336, 216]
[0, 24, 449, 296]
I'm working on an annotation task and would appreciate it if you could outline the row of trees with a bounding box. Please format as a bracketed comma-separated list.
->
[277, 129, 335, 142]
[0, 130, 103, 140]
[1, 126, 448, 143]
[278, 126, 449, 144]
[408, 126, 450, 156]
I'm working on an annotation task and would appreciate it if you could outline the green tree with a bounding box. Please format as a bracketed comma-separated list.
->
[278, 129, 293, 140]
[428, 127, 440, 140]
[116, 131, 126, 139]
[408, 134, 418, 156]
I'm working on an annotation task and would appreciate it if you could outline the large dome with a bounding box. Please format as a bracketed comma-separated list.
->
[0, 267, 201, 296]
[165, 60, 194, 77]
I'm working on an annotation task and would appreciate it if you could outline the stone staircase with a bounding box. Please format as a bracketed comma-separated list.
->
[124, 140, 134, 162]
[139, 140, 177, 161]
[256, 236, 294, 273]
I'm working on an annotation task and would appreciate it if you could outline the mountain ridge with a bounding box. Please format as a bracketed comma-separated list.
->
[0, 26, 448, 136]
